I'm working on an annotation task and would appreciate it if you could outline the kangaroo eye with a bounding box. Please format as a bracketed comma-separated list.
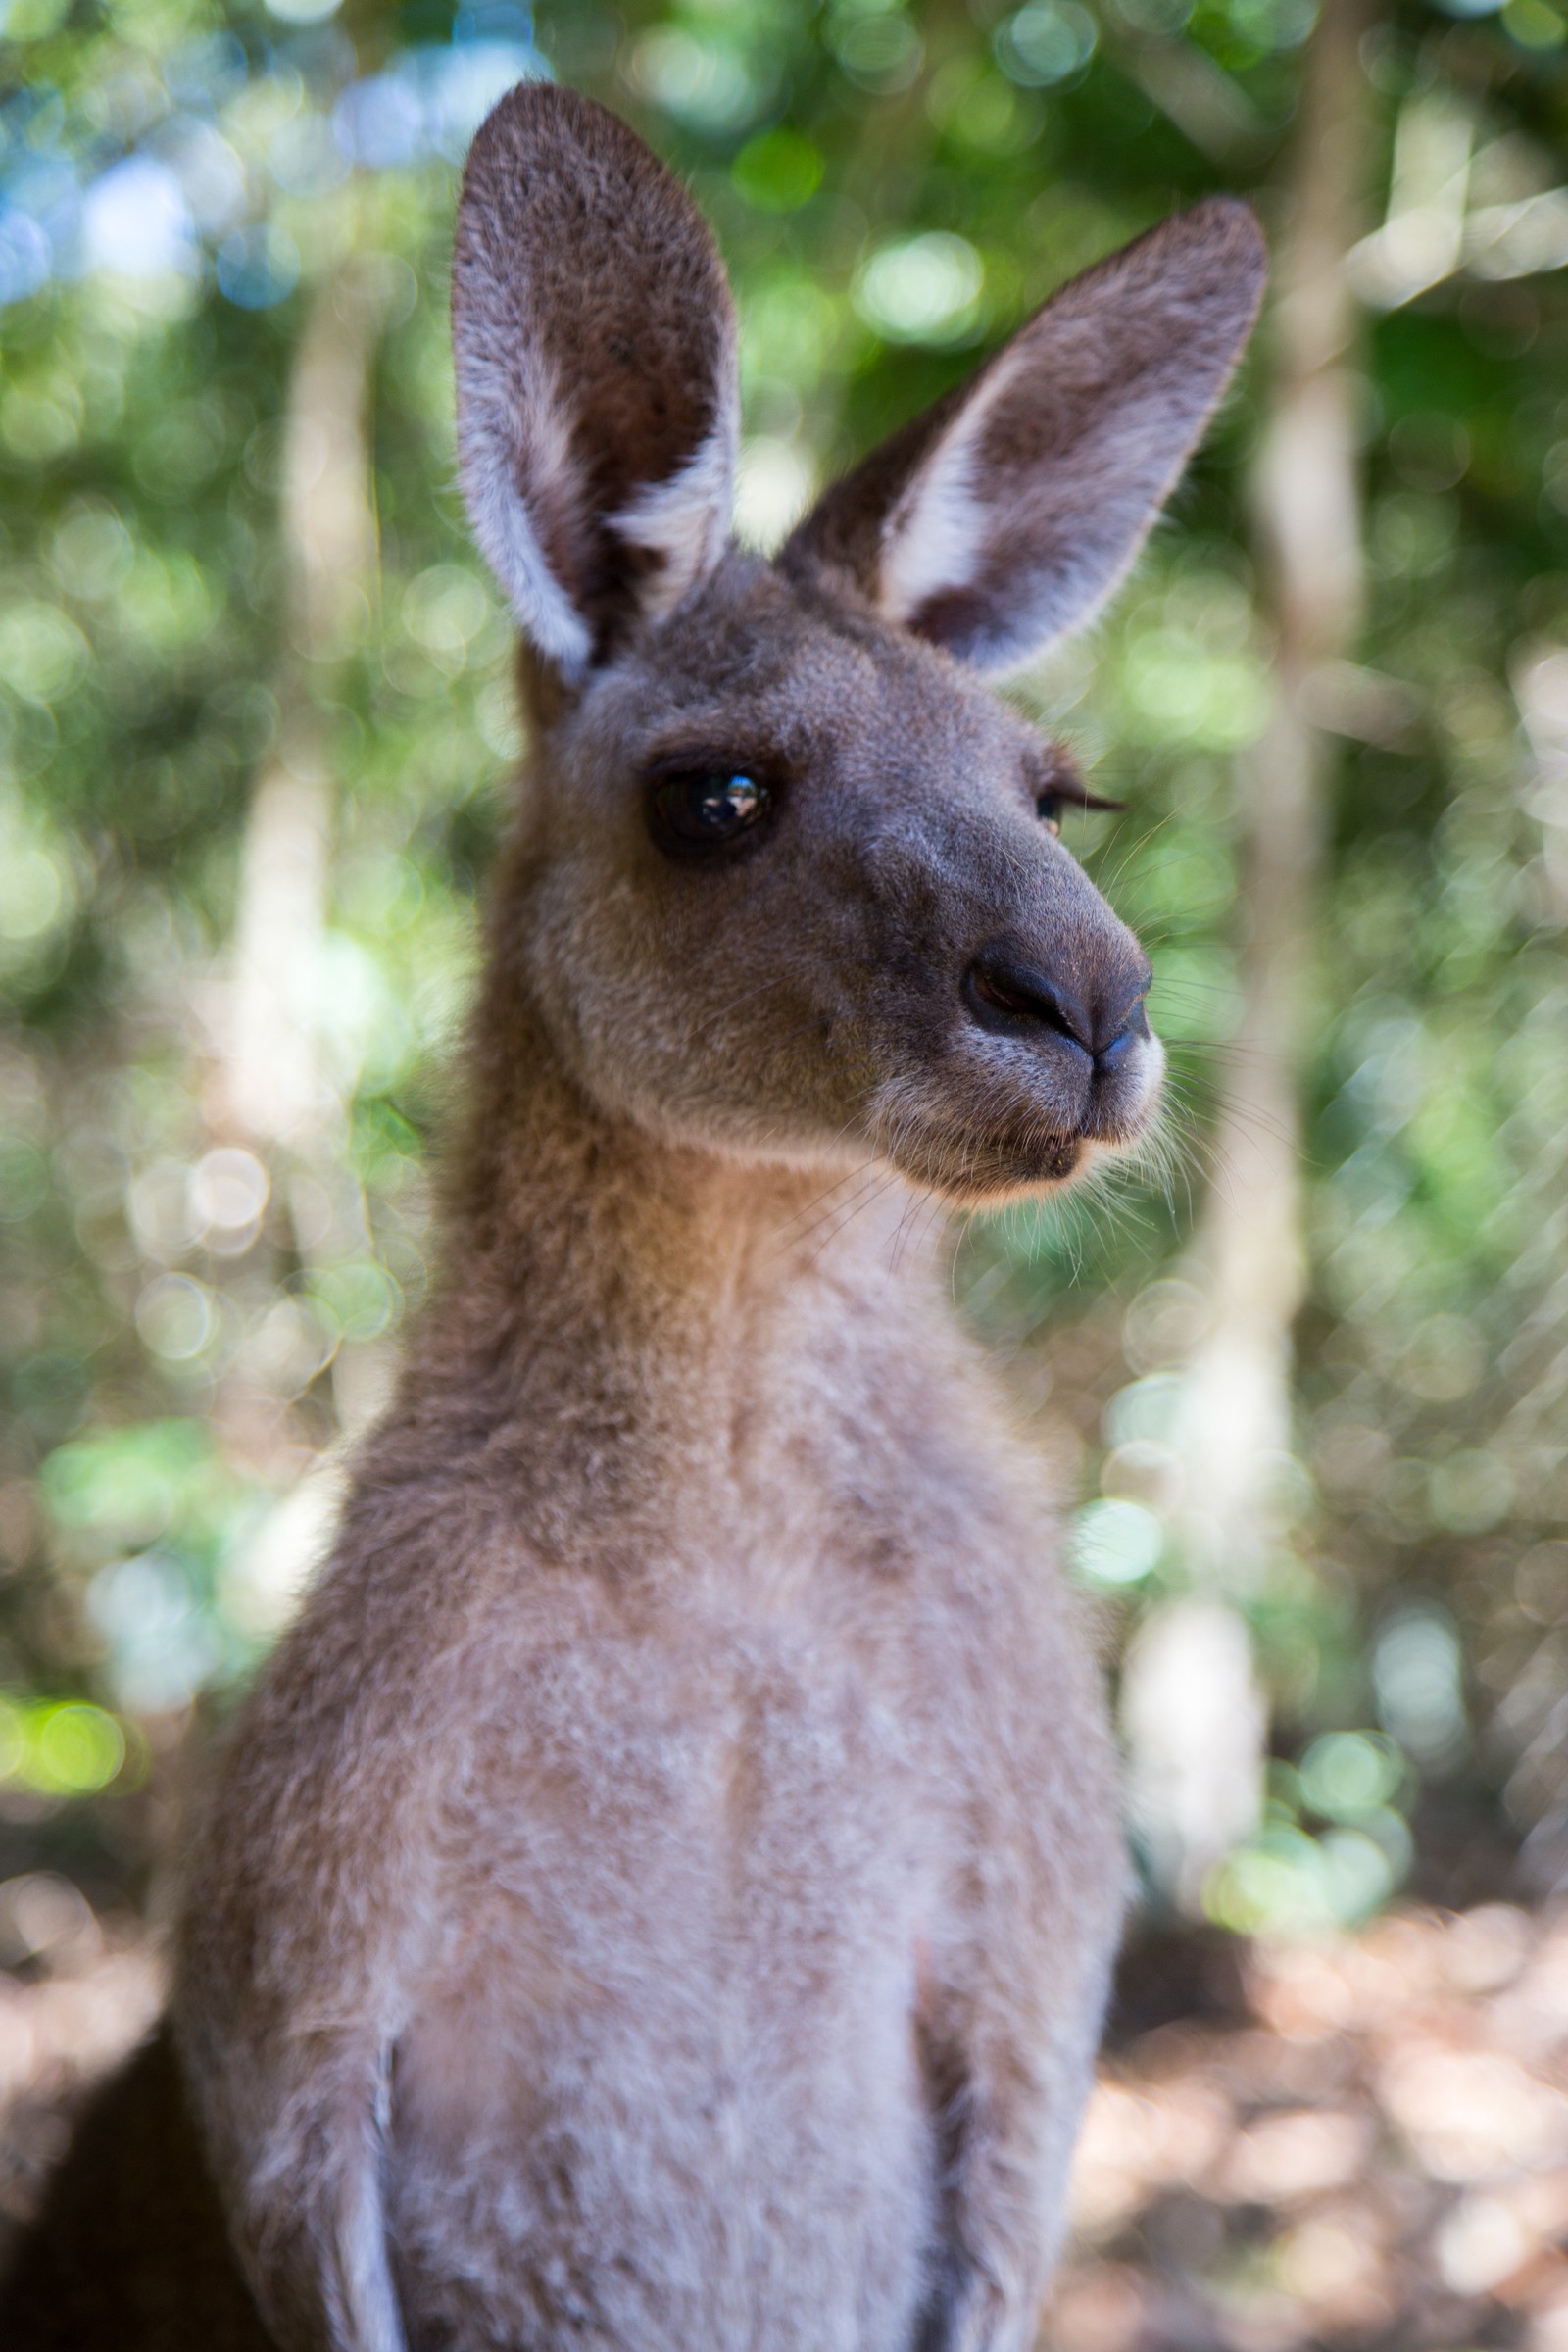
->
[650, 771, 770, 855]
[1035, 792, 1061, 835]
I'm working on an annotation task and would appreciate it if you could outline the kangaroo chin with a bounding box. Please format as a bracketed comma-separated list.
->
[1, 80, 1263, 2352]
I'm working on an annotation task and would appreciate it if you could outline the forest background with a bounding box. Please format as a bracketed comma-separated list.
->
[3, 0, 1568, 2340]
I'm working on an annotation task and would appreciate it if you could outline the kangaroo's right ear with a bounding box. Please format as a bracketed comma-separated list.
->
[782, 201, 1265, 675]
[453, 83, 739, 685]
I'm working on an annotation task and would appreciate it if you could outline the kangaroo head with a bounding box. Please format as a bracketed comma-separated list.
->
[453, 84, 1264, 1205]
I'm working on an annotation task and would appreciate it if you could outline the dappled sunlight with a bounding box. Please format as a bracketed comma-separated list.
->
[1052, 1905, 1568, 2348]
[0, 1886, 162, 2256]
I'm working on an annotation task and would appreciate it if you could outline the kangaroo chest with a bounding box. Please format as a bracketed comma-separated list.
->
[438, 1604, 933, 1968]
[385, 1585, 999, 2350]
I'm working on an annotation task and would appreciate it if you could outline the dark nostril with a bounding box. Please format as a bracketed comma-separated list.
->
[1102, 989, 1152, 1052]
[964, 950, 1093, 1054]
[966, 947, 1153, 1062]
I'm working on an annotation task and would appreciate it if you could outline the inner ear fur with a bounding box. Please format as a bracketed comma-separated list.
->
[454, 83, 739, 684]
[782, 199, 1267, 674]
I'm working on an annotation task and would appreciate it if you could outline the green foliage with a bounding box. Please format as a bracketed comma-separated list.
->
[2, 0, 1567, 1917]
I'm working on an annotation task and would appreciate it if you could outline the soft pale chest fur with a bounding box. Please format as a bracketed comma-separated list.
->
[177, 1095, 1121, 2352]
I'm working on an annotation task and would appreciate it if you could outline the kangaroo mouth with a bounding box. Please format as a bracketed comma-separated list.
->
[868, 1082, 1091, 1203]
[866, 1020, 1162, 1204]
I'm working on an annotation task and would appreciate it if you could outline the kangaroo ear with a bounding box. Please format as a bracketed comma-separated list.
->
[453, 84, 739, 683]
[783, 202, 1265, 674]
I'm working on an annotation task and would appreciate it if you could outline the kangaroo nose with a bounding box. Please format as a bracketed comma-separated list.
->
[964, 942, 1152, 1063]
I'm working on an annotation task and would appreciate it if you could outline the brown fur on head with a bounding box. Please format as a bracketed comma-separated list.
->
[455, 83, 1265, 1208]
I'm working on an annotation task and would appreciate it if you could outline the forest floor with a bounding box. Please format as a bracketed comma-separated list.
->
[0, 1892, 1565, 2348]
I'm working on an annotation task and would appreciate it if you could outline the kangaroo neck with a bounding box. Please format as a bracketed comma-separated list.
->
[393, 984, 950, 1556]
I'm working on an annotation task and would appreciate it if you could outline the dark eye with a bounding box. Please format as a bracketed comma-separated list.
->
[1035, 791, 1061, 834]
[649, 771, 771, 855]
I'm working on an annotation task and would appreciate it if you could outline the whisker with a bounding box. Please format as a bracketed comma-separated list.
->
[800, 1168, 898, 1275]
[785, 1166, 887, 1254]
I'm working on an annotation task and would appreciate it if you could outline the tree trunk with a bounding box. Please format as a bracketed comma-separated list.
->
[220, 257, 386, 1146]
[1122, 0, 1371, 1913]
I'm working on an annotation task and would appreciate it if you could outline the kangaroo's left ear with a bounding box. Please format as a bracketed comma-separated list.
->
[782, 200, 1266, 673]
[453, 82, 739, 686]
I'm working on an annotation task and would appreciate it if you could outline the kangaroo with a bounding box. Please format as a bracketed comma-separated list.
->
[1, 82, 1263, 2352]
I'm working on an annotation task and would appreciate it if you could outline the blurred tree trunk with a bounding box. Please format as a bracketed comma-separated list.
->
[220, 254, 386, 1145]
[216, 239, 397, 1456]
[1123, 0, 1371, 1912]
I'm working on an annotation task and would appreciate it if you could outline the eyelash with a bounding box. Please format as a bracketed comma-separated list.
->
[1031, 765, 1122, 827]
